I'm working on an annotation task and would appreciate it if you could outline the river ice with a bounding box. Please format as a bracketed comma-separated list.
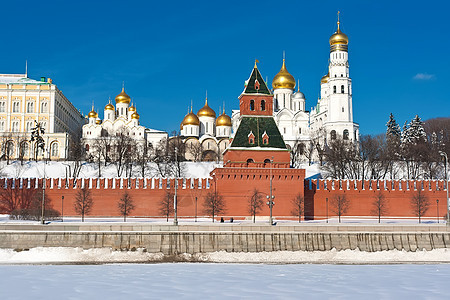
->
[1, 263, 449, 299]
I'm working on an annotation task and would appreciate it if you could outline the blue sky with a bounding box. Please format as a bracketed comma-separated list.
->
[1, 0, 448, 135]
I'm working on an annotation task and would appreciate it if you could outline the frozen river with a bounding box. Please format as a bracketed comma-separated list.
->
[1, 263, 449, 299]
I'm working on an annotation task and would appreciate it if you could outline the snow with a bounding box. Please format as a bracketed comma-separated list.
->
[0, 260, 449, 299]
[1, 247, 450, 264]
[0, 160, 322, 180]
[0, 161, 221, 179]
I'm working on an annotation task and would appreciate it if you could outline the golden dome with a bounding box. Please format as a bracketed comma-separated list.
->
[321, 73, 329, 84]
[95, 119, 101, 125]
[88, 109, 98, 118]
[129, 105, 136, 112]
[104, 103, 114, 111]
[329, 20, 348, 46]
[182, 108, 200, 126]
[115, 88, 131, 104]
[131, 111, 140, 119]
[272, 59, 295, 90]
[197, 98, 216, 118]
[216, 110, 231, 127]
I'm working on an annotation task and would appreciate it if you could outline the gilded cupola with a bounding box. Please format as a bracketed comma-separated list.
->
[129, 104, 136, 112]
[272, 59, 296, 90]
[115, 87, 131, 104]
[104, 103, 114, 111]
[321, 73, 329, 84]
[215, 109, 232, 127]
[182, 107, 200, 126]
[197, 98, 216, 118]
[131, 111, 140, 119]
[329, 13, 348, 52]
[88, 106, 98, 118]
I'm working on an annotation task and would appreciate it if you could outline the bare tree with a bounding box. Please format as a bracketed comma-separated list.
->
[159, 190, 174, 222]
[203, 191, 225, 222]
[68, 138, 85, 179]
[134, 142, 150, 177]
[330, 194, 350, 223]
[410, 189, 430, 223]
[118, 191, 135, 222]
[248, 188, 263, 223]
[291, 194, 304, 223]
[92, 138, 104, 177]
[186, 141, 203, 162]
[371, 191, 389, 223]
[17, 134, 28, 166]
[110, 128, 135, 177]
[74, 187, 93, 222]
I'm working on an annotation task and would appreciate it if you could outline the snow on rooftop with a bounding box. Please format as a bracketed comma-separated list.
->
[0, 74, 47, 84]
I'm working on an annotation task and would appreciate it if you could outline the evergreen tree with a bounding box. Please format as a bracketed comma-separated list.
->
[386, 113, 401, 138]
[408, 115, 427, 145]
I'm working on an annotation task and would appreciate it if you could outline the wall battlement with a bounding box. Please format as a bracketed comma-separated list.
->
[305, 179, 447, 192]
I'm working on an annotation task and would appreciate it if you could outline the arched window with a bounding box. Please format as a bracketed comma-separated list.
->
[12, 121, 19, 132]
[330, 130, 337, 140]
[0, 121, 4, 131]
[341, 85, 345, 93]
[343, 129, 349, 140]
[41, 102, 48, 113]
[246, 158, 254, 164]
[250, 100, 255, 111]
[27, 102, 34, 113]
[85, 144, 90, 151]
[13, 102, 20, 112]
[6, 141, 14, 157]
[264, 158, 271, 164]
[0, 102, 5, 112]
[20, 142, 29, 157]
[260, 100, 266, 111]
[51, 142, 59, 156]
[333, 86, 336, 94]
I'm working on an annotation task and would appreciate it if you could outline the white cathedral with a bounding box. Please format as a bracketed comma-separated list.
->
[82, 88, 168, 154]
[230, 17, 359, 151]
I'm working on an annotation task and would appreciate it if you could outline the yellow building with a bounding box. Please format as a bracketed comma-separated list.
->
[0, 73, 85, 160]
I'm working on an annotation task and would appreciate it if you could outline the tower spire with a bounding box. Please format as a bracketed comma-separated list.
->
[337, 11, 341, 32]
[25, 60, 28, 78]
[254, 59, 259, 68]
[297, 79, 300, 92]
[122, 81, 125, 91]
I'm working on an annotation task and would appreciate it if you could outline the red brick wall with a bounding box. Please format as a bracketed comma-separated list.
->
[305, 179, 448, 220]
[239, 94, 273, 116]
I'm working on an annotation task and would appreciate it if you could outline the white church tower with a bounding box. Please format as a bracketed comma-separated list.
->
[311, 12, 359, 142]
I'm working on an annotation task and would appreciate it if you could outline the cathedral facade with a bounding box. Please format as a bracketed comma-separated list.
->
[82, 88, 167, 154]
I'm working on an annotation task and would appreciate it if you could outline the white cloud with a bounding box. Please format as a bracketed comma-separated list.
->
[413, 73, 435, 80]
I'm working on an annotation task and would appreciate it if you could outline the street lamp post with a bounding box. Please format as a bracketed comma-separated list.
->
[439, 151, 449, 225]
[266, 156, 275, 225]
[437, 199, 439, 224]
[61, 195, 64, 222]
[326, 198, 328, 223]
[173, 147, 178, 226]
[195, 196, 197, 222]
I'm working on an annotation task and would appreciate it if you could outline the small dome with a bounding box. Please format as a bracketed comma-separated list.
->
[95, 119, 101, 125]
[272, 59, 295, 90]
[216, 111, 232, 127]
[129, 105, 136, 112]
[88, 109, 98, 118]
[197, 98, 216, 118]
[104, 103, 114, 111]
[293, 91, 305, 100]
[115, 88, 131, 104]
[131, 111, 140, 119]
[329, 21, 348, 46]
[321, 73, 329, 84]
[182, 109, 200, 126]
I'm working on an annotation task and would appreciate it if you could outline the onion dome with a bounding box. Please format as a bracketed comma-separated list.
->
[129, 104, 136, 112]
[115, 87, 131, 104]
[216, 109, 232, 127]
[321, 73, 329, 84]
[272, 59, 295, 90]
[293, 80, 305, 100]
[131, 111, 140, 119]
[95, 119, 101, 125]
[88, 108, 98, 118]
[197, 98, 216, 118]
[104, 103, 114, 111]
[329, 16, 348, 52]
[182, 107, 200, 126]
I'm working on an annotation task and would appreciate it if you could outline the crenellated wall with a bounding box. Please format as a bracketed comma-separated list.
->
[304, 179, 448, 220]
[0, 176, 448, 220]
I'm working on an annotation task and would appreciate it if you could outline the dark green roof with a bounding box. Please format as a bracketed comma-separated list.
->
[230, 116, 287, 149]
[243, 67, 271, 95]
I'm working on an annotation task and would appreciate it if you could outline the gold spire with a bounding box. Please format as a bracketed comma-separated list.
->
[254, 59, 259, 68]
[272, 58, 296, 90]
